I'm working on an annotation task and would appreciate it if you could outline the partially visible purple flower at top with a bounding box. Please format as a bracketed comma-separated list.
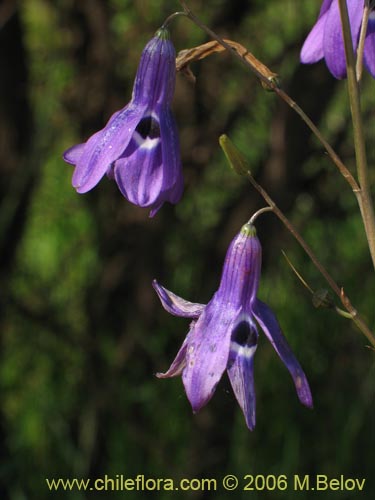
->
[153, 223, 313, 430]
[63, 27, 183, 217]
[301, 0, 375, 79]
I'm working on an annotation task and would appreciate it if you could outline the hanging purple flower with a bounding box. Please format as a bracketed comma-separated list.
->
[301, 0, 375, 79]
[153, 223, 313, 430]
[63, 27, 183, 217]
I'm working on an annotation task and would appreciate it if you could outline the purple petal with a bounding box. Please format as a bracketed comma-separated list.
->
[182, 298, 240, 412]
[114, 130, 163, 208]
[72, 104, 146, 193]
[152, 280, 205, 318]
[63, 143, 85, 165]
[132, 28, 176, 108]
[114, 109, 183, 216]
[319, 0, 334, 17]
[156, 329, 192, 378]
[364, 13, 375, 78]
[144, 109, 184, 217]
[159, 109, 183, 194]
[323, 0, 364, 79]
[63, 28, 179, 198]
[253, 299, 313, 408]
[300, 0, 333, 63]
[216, 223, 261, 308]
[227, 315, 258, 430]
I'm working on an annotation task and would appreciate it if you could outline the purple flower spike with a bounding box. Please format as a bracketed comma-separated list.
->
[301, 0, 375, 79]
[63, 28, 183, 217]
[154, 223, 313, 430]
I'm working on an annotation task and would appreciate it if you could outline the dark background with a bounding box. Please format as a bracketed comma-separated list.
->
[0, 0, 374, 498]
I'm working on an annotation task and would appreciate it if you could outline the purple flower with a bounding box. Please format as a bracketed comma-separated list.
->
[301, 0, 375, 79]
[63, 28, 183, 217]
[153, 223, 313, 430]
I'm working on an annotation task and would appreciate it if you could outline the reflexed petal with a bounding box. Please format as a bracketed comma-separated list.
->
[323, 0, 364, 79]
[182, 298, 240, 412]
[63, 143, 85, 165]
[227, 316, 258, 430]
[364, 14, 375, 78]
[253, 299, 313, 408]
[152, 280, 205, 318]
[71, 104, 146, 193]
[300, 0, 333, 63]
[156, 329, 193, 378]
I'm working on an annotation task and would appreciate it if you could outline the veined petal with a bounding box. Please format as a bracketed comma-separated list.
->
[253, 299, 313, 408]
[300, 0, 333, 63]
[227, 315, 258, 430]
[217, 223, 261, 308]
[132, 28, 176, 108]
[152, 280, 205, 318]
[364, 13, 375, 78]
[159, 108, 183, 193]
[182, 298, 240, 412]
[113, 109, 183, 216]
[114, 118, 163, 208]
[145, 108, 184, 216]
[323, 0, 364, 79]
[72, 103, 146, 193]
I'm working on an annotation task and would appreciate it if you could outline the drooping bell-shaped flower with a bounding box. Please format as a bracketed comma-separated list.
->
[301, 0, 375, 79]
[153, 223, 313, 430]
[63, 27, 183, 217]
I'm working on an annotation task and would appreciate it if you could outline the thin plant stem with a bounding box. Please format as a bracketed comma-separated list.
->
[249, 206, 274, 224]
[220, 135, 375, 347]
[180, 0, 375, 344]
[161, 11, 187, 29]
[356, 1, 370, 81]
[273, 87, 360, 195]
[179, 1, 362, 204]
[338, 0, 375, 269]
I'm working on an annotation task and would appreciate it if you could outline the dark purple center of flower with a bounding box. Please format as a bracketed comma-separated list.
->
[232, 320, 257, 348]
[136, 116, 160, 139]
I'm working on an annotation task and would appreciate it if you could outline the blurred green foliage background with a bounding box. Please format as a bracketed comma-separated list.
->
[0, 0, 374, 498]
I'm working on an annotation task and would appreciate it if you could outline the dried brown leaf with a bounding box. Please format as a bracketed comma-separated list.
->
[176, 39, 280, 89]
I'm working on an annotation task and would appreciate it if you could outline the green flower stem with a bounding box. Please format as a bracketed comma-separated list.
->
[249, 206, 274, 224]
[161, 11, 188, 29]
[220, 135, 375, 348]
[338, 0, 375, 269]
